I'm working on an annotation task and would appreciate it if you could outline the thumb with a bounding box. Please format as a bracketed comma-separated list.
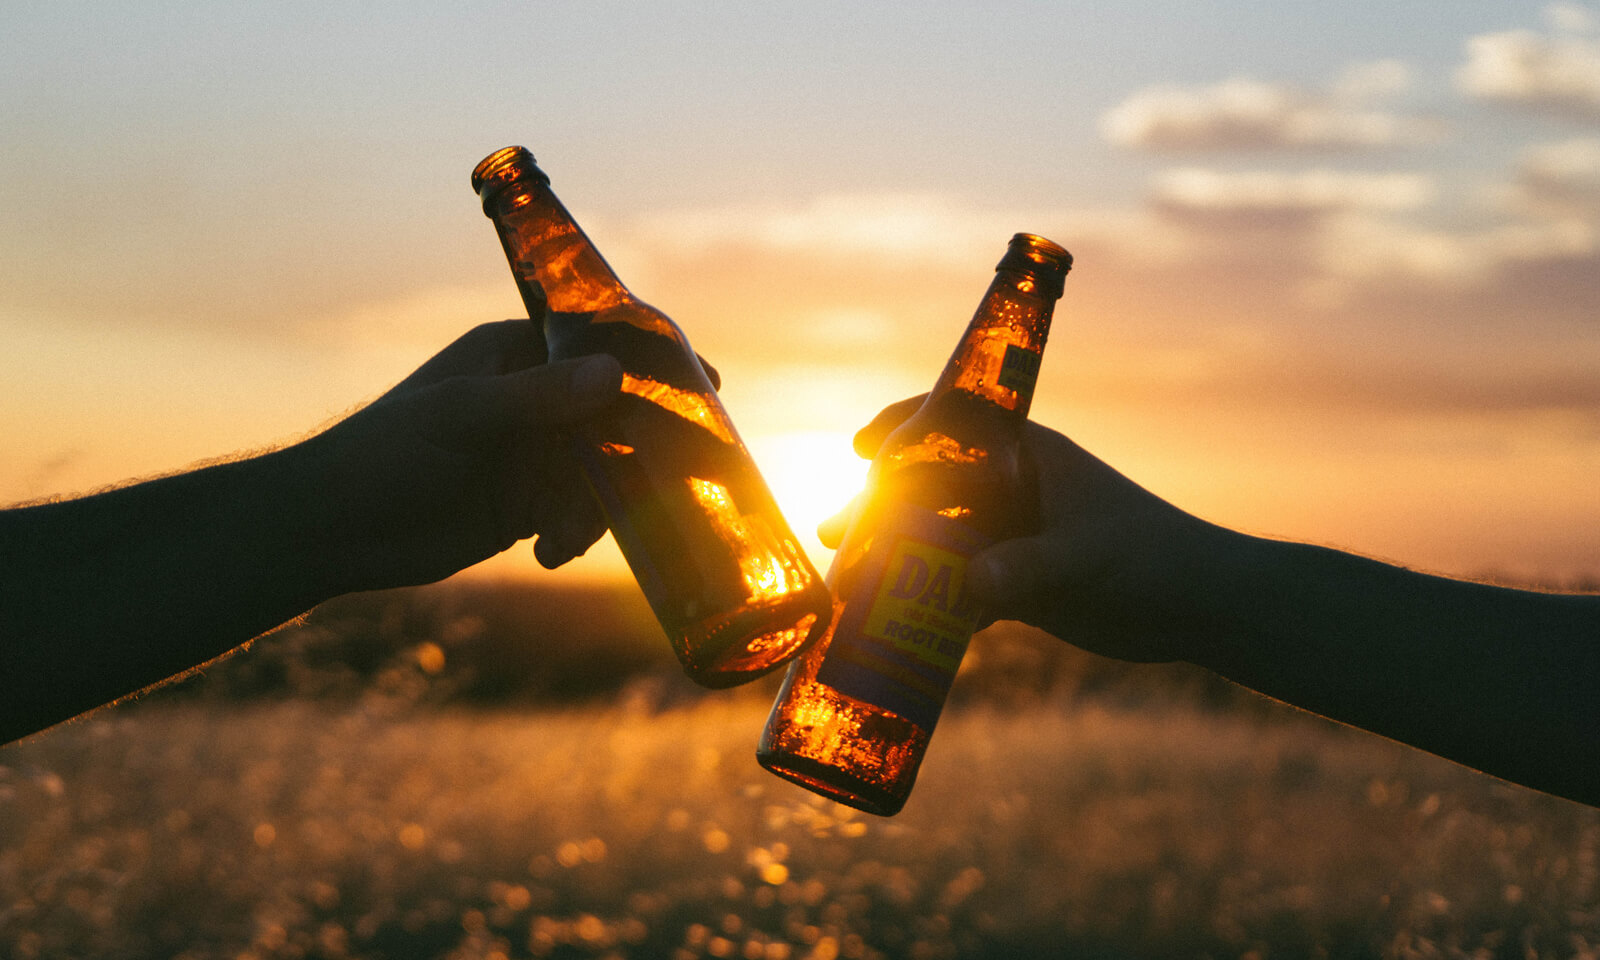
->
[493, 354, 623, 427]
[816, 492, 867, 549]
[966, 535, 1063, 624]
[853, 394, 927, 459]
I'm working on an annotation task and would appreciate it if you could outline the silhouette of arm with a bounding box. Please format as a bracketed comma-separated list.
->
[0, 321, 622, 744]
[845, 398, 1600, 807]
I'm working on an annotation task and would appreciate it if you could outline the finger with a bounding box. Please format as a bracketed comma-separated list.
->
[965, 535, 1060, 625]
[853, 394, 927, 459]
[817, 493, 866, 549]
[533, 535, 572, 570]
[386, 320, 548, 396]
[817, 512, 848, 550]
[498, 318, 550, 373]
[490, 354, 624, 428]
[695, 353, 722, 392]
[532, 492, 609, 567]
[533, 509, 610, 569]
[528, 467, 609, 568]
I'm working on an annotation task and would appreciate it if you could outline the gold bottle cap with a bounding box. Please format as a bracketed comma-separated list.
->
[996, 233, 1072, 299]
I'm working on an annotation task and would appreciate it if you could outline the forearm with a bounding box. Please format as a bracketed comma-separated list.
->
[1185, 529, 1600, 805]
[0, 328, 619, 745]
[0, 443, 348, 743]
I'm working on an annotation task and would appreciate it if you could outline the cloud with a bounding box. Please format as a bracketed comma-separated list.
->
[1319, 212, 1594, 284]
[570, 194, 1080, 374]
[1506, 136, 1600, 214]
[612, 194, 1034, 269]
[1547, 2, 1599, 33]
[1141, 169, 1441, 279]
[1100, 61, 1443, 151]
[1456, 5, 1600, 119]
[1076, 335, 1600, 417]
[1131, 162, 1595, 302]
[316, 283, 521, 349]
[1453, 136, 1600, 286]
[1151, 167, 1435, 219]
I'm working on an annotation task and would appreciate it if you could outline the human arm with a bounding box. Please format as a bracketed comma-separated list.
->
[0, 321, 622, 744]
[845, 398, 1600, 807]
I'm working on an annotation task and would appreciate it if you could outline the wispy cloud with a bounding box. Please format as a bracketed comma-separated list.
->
[1100, 61, 1443, 152]
[1504, 136, 1600, 216]
[1133, 139, 1599, 285]
[591, 193, 1090, 374]
[1151, 168, 1434, 220]
[612, 194, 1034, 269]
[1456, 3, 1600, 119]
[1318, 212, 1594, 283]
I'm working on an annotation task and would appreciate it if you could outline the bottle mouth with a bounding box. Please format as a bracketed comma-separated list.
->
[471, 146, 549, 210]
[997, 233, 1072, 298]
[1008, 233, 1072, 270]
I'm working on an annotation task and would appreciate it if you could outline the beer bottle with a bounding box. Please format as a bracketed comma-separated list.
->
[472, 146, 834, 687]
[756, 233, 1072, 814]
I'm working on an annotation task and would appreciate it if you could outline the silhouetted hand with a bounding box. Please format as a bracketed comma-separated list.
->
[306, 320, 623, 590]
[829, 395, 1219, 663]
[830, 396, 1600, 808]
[0, 319, 628, 743]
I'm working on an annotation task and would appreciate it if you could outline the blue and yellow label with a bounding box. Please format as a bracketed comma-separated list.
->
[862, 539, 979, 674]
[814, 501, 988, 730]
[997, 343, 1041, 393]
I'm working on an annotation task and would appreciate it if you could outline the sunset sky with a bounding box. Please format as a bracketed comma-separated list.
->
[4, 1, 1598, 586]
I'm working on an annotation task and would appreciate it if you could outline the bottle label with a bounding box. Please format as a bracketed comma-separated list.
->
[997, 343, 1041, 394]
[814, 502, 988, 730]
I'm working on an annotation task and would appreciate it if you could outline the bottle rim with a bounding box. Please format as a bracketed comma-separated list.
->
[996, 233, 1072, 298]
[471, 146, 550, 209]
[1007, 233, 1072, 270]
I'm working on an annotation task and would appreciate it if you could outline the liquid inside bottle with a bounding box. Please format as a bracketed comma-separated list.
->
[474, 146, 835, 686]
[757, 234, 1071, 813]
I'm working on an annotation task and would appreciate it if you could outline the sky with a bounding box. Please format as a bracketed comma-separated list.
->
[3, 0, 1598, 585]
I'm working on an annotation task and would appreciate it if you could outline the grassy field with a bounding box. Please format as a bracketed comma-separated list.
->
[2, 584, 1598, 959]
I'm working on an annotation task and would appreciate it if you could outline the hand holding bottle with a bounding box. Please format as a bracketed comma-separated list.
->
[0, 320, 627, 743]
[836, 398, 1221, 665]
[758, 234, 1073, 815]
[306, 320, 626, 590]
[475, 146, 834, 686]
[839, 398, 1600, 809]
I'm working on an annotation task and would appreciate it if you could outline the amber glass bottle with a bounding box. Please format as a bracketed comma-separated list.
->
[472, 146, 834, 687]
[756, 233, 1072, 814]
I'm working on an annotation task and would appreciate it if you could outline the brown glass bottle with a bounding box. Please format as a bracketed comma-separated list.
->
[472, 146, 834, 687]
[756, 233, 1071, 814]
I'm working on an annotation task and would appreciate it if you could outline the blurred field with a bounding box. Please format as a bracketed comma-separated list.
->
[3, 582, 1598, 959]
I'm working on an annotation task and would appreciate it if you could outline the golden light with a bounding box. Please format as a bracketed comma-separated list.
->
[745, 430, 871, 570]
[465, 429, 868, 585]
[685, 475, 809, 600]
[621, 373, 738, 445]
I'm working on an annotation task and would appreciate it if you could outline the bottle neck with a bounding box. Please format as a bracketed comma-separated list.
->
[928, 267, 1058, 419]
[481, 171, 632, 316]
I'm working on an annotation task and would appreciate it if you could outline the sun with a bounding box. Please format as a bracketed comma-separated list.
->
[745, 430, 871, 569]
[466, 428, 871, 584]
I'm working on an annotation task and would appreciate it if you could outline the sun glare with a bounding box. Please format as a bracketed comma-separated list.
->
[469, 429, 869, 584]
[746, 431, 870, 569]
